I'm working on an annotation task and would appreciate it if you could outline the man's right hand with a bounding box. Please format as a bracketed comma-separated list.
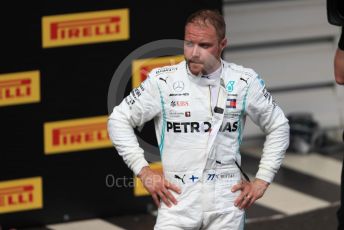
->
[138, 166, 181, 208]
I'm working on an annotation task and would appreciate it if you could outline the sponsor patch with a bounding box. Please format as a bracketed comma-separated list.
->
[226, 98, 236, 109]
[226, 80, 235, 92]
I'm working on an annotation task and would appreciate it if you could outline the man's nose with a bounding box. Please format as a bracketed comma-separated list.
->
[191, 45, 200, 57]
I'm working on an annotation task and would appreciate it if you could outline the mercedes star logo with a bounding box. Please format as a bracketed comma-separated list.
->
[173, 81, 184, 92]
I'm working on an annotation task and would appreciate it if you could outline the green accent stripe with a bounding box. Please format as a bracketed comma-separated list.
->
[157, 84, 166, 155]
[237, 86, 249, 152]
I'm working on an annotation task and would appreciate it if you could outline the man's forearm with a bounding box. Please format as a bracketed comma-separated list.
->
[335, 27, 344, 85]
[108, 107, 149, 176]
[335, 49, 344, 85]
[256, 121, 289, 183]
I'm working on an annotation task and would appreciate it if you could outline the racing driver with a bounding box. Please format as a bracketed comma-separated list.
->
[108, 9, 290, 229]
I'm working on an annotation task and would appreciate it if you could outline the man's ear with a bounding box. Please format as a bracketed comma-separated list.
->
[220, 37, 228, 50]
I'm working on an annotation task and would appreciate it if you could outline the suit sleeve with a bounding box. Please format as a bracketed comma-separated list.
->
[246, 75, 290, 183]
[108, 74, 162, 175]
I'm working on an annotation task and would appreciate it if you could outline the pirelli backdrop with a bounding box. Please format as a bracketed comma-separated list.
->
[0, 0, 222, 228]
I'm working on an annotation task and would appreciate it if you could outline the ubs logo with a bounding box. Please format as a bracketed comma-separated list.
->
[173, 81, 184, 92]
[170, 101, 189, 107]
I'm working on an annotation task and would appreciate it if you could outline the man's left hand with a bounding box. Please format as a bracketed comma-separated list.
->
[231, 178, 269, 210]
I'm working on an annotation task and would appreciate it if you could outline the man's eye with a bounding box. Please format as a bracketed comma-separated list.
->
[185, 42, 193, 47]
[201, 44, 210, 48]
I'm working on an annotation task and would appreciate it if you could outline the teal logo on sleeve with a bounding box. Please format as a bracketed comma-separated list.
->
[257, 76, 265, 87]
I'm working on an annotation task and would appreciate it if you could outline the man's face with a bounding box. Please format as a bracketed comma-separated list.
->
[184, 22, 227, 76]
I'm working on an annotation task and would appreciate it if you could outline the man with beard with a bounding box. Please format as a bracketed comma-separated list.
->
[108, 9, 289, 229]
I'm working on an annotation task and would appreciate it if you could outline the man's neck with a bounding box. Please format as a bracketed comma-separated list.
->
[202, 61, 222, 80]
[202, 60, 222, 76]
